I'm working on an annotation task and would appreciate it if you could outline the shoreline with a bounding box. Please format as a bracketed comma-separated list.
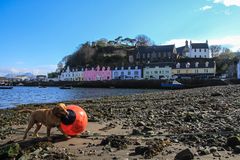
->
[1, 85, 240, 159]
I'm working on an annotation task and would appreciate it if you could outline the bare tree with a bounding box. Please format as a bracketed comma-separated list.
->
[210, 45, 222, 57]
[135, 34, 152, 46]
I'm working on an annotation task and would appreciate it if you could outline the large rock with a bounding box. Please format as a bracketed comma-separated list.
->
[175, 148, 194, 160]
[226, 136, 240, 148]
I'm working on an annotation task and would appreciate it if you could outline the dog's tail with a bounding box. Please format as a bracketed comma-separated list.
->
[18, 109, 33, 113]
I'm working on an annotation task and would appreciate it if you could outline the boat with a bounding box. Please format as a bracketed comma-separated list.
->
[0, 86, 13, 89]
[59, 86, 72, 89]
[38, 86, 47, 88]
[161, 80, 184, 88]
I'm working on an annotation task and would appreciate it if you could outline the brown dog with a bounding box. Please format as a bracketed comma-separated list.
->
[23, 103, 69, 140]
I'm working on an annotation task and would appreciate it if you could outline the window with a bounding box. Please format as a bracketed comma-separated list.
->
[165, 71, 169, 74]
[199, 49, 201, 52]
[194, 49, 196, 52]
[136, 53, 140, 59]
[204, 69, 208, 73]
[134, 71, 138, 75]
[204, 49, 206, 52]
[146, 71, 149, 74]
[143, 54, 146, 59]
[177, 70, 180, 74]
[152, 52, 157, 58]
[195, 55, 196, 58]
[200, 55, 201, 58]
[128, 71, 131, 75]
[195, 62, 199, 68]
[176, 63, 180, 68]
[121, 72, 124, 75]
[114, 72, 118, 76]
[205, 61, 209, 67]
[195, 69, 198, 73]
[186, 62, 190, 68]
[204, 55, 206, 58]
[154, 71, 158, 74]
[159, 70, 162, 74]
[147, 53, 150, 58]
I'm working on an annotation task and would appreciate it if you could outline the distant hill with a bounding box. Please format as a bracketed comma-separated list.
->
[5, 72, 35, 79]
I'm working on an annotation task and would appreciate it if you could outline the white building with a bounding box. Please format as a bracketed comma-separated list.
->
[112, 66, 142, 80]
[59, 66, 84, 81]
[188, 40, 210, 58]
[237, 61, 240, 79]
[143, 64, 172, 80]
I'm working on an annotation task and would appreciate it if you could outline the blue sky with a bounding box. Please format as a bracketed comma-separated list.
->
[0, 0, 240, 75]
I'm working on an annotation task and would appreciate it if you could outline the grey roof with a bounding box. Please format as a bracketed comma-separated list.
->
[173, 58, 215, 69]
[191, 43, 209, 49]
[137, 45, 176, 54]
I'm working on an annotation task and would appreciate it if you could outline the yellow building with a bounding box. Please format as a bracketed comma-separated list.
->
[172, 59, 216, 78]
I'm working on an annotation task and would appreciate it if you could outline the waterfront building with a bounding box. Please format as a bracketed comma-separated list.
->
[237, 61, 240, 79]
[172, 58, 216, 78]
[143, 63, 173, 80]
[83, 66, 112, 81]
[134, 45, 178, 64]
[112, 66, 142, 80]
[59, 66, 84, 81]
[176, 40, 190, 58]
[189, 40, 210, 58]
[36, 75, 47, 81]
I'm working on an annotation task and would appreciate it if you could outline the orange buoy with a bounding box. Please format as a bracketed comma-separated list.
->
[60, 105, 88, 136]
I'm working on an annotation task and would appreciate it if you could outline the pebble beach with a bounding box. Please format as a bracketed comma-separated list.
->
[1, 85, 240, 159]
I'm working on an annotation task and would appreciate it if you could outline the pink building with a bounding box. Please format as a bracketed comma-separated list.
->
[83, 66, 112, 81]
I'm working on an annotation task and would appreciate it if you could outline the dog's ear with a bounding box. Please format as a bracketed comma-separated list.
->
[52, 106, 59, 116]
[58, 103, 66, 109]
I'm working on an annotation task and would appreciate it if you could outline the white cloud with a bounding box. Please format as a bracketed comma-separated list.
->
[0, 65, 57, 76]
[164, 35, 240, 51]
[200, 5, 213, 11]
[213, 0, 240, 7]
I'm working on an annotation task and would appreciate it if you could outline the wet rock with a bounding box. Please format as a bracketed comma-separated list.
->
[211, 92, 223, 97]
[234, 145, 240, 154]
[100, 135, 130, 150]
[0, 143, 20, 159]
[175, 148, 194, 160]
[227, 136, 240, 148]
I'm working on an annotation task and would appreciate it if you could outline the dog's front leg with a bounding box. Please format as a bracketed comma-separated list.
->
[57, 126, 71, 139]
[47, 127, 52, 141]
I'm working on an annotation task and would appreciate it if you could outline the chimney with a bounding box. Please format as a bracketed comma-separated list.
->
[190, 40, 192, 44]
[185, 40, 188, 46]
[206, 40, 208, 44]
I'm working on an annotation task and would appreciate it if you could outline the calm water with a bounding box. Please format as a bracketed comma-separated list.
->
[0, 87, 158, 109]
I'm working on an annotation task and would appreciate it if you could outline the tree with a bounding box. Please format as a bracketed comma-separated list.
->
[210, 45, 222, 57]
[135, 34, 152, 46]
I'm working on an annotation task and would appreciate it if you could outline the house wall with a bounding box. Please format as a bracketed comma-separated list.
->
[237, 62, 240, 79]
[112, 68, 142, 80]
[83, 67, 112, 81]
[143, 66, 172, 79]
[172, 68, 215, 77]
[189, 48, 210, 58]
[59, 67, 84, 81]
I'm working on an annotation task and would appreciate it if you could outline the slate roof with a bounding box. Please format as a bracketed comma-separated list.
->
[173, 58, 215, 69]
[137, 45, 176, 54]
[191, 43, 209, 49]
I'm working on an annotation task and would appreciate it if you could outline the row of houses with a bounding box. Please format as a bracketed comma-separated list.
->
[59, 58, 216, 81]
[128, 40, 211, 64]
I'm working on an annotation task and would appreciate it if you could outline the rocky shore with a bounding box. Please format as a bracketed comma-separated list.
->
[1, 85, 240, 159]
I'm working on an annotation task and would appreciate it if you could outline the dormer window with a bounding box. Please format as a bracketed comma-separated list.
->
[195, 62, 199, 68]
[186, 62, 190, 68]
[176, 63, 180, 69]
[205, 61, 209, 67]
[136, 52, 140, 59]
[128, 67, 131, 70]
[135, 66, 138, 70]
